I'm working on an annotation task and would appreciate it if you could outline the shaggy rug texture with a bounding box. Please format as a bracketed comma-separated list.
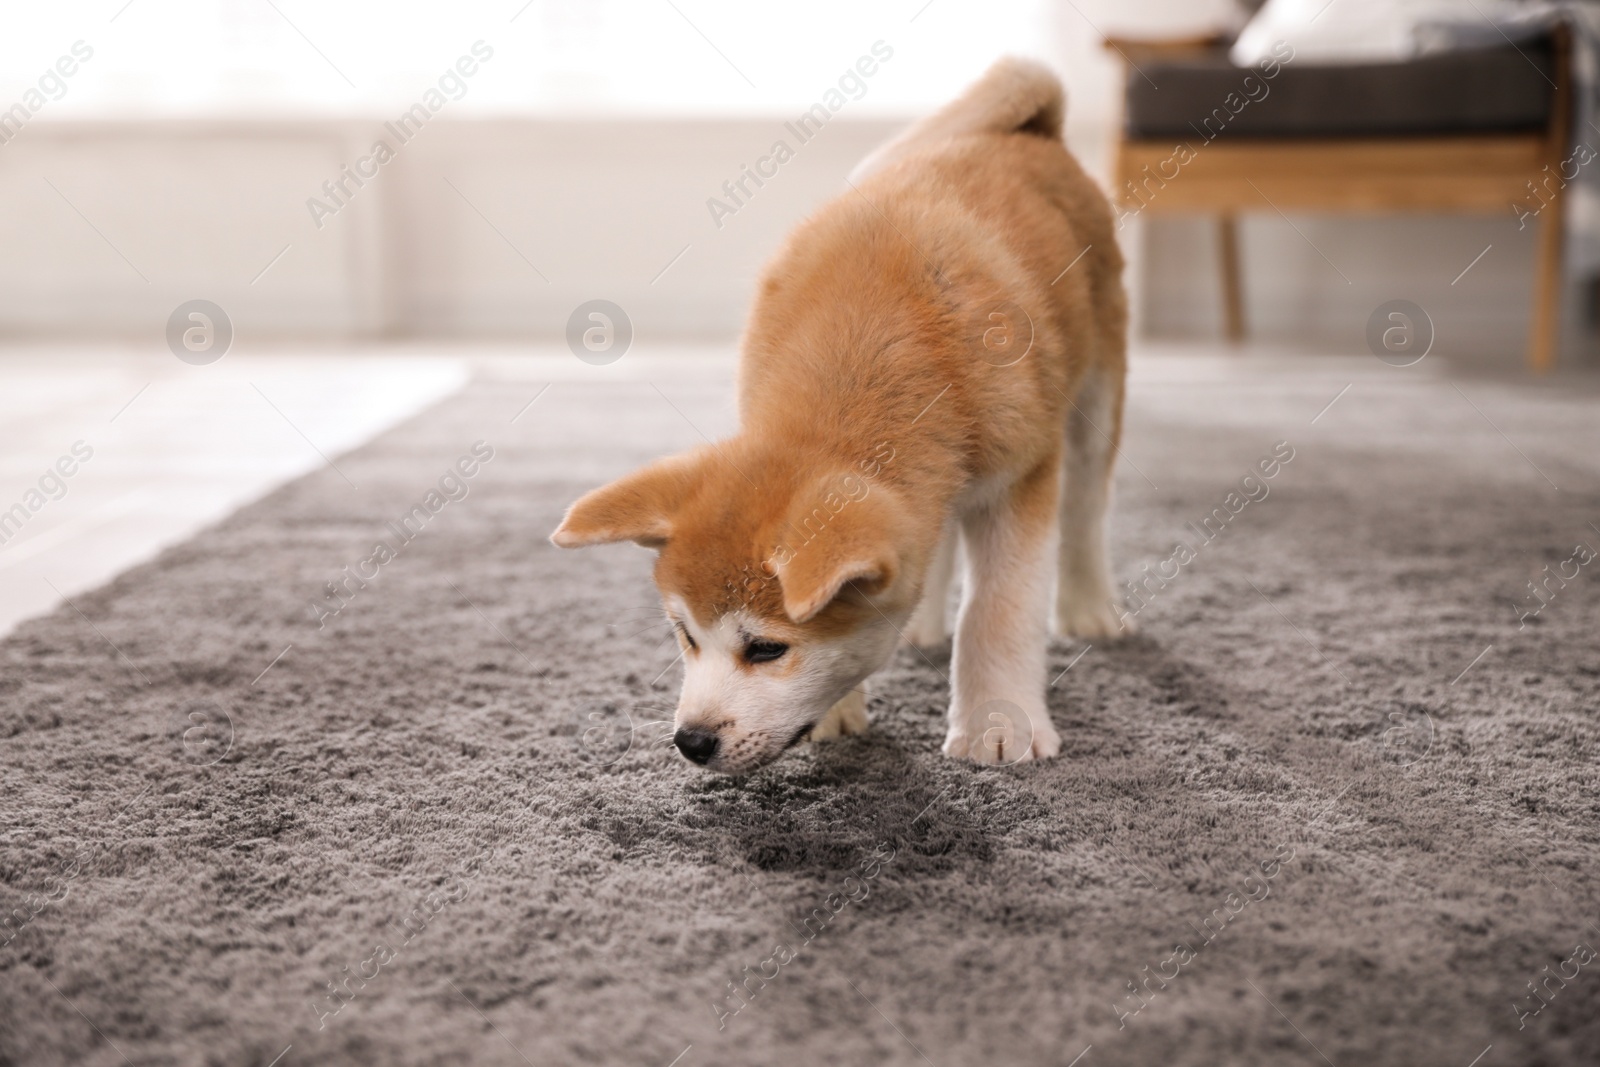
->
[2, 355, 1598, 1067]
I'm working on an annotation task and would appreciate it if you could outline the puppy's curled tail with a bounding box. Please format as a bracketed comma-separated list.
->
[850, 57, 1065, 183]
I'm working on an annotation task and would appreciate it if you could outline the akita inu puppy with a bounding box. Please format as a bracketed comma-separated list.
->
[553, 58, 1128, 774]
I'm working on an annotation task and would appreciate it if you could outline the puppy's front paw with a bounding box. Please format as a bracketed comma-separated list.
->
[941, 705, 1061, 764]
[1052, 599, 1133, 641]
[808, 689, 869, 742]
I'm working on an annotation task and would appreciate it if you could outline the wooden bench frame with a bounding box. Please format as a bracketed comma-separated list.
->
[1104, 31, 1573, 371]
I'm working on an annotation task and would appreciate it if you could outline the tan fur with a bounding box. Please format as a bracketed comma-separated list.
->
[808, 689, 869, 741]
[553, 58, 1128, 774]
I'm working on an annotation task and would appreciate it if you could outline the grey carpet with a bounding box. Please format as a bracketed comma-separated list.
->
[3, 358, 1599, 1067]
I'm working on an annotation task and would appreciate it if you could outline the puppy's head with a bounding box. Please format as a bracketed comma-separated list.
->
[551, 445, 915, 774]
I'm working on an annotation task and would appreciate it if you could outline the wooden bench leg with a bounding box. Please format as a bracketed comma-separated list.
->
[1529, 191, 1563, 373]
[1218, 213, 1245, 342]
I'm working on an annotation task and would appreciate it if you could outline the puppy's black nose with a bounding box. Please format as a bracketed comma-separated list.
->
[674, 727, 719, 765]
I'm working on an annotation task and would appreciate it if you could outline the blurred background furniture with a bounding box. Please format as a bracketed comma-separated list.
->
[1107, 28, 1573, 370]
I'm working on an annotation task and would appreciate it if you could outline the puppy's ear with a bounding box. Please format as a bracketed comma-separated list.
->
[773, 476, 911, 623]
[550, 451, 707, 549]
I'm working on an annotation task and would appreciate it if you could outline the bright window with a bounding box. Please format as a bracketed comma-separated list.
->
[1, 0, 1060, 118]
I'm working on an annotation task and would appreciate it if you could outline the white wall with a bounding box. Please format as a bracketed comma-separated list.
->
[0, 123, 381, 337]
[0, 118, 905, 341]
[385, 119, 910, 338]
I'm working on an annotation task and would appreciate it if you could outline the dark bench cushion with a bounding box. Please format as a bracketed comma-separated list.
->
[1123, 38, 1556, 139]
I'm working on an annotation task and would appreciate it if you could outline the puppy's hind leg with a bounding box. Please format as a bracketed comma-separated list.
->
[1054, 370, 1130, 640]
[905, 517, 958, 648]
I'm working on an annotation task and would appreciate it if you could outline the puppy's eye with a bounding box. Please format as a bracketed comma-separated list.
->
[674, 621, 697, 651]
[744, 640, 788, 664]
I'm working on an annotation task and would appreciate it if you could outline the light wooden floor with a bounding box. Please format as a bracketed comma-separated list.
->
[0, 347, 469, 637]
